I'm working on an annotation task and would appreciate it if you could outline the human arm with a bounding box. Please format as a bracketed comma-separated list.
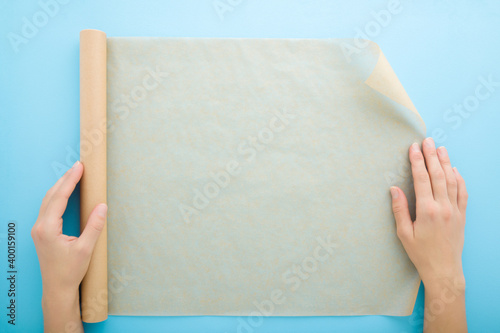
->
[32, 161, 107, 333]
[390, 138, 467, 333]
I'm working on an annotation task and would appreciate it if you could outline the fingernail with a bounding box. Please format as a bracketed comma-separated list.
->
[437, 146, 448, 158]
[424, 137, 435, 148]
[453, 166, 459, 174]
[96, 204, 108, 218]
[411, 142, 420, 152]
[390, 187, 399, 199]
[67, 161, 80, 173]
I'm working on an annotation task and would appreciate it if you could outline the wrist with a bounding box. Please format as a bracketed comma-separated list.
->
[41, 285, 83, 333]
[42, 285, 80, 311]
[423, 274, 466, 297]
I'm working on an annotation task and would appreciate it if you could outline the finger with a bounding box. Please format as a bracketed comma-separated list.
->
[409, 142, 433, 202]
[43, 162, 84, 227]
[437, 146, 458, 206]
[78, 204, 107, 253]
[390, 186, 414, 242]
[453, 167, 468, 215]
[422, 137, 448, 202]
[38, 161, 81, 219]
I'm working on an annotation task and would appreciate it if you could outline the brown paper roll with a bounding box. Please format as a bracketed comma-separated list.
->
[79, 29, 108, 323]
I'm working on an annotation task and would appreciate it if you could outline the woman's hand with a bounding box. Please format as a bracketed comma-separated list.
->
[32, 161, 107, 333]
[391, 137, 467, 333]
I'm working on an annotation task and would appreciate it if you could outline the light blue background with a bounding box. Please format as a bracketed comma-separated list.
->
[1, 0, 499, 332]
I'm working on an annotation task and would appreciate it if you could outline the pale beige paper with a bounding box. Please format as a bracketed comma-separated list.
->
[79, 29, 108, 323]
[100, 36, 425, 316]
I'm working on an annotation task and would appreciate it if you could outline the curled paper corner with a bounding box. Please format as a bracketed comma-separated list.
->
[363, 40, 426, 135]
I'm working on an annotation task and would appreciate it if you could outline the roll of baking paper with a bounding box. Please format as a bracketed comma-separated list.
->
[79, 29, 108, 323]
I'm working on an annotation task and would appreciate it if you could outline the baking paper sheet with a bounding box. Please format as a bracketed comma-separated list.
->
[80, 30, 425, 321]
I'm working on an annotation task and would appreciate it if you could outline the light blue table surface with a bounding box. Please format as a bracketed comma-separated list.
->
[1, 1, 499, 332]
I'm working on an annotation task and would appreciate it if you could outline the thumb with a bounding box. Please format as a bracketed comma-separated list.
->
[78, 203, 107, 252]
[390, 187, 413, 241]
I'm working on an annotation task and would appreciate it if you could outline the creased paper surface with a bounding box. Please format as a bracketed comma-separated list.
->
[105, 37, 425, 316]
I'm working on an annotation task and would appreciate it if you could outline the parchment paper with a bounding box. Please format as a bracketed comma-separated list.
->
[80, 31, 426, 320]
[79, 29, 108, 323]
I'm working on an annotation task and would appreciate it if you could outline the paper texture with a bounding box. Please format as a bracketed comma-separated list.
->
[80, 31, 426, 320]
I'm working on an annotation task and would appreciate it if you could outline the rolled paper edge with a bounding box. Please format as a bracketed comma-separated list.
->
[80, 29, 108, 323]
